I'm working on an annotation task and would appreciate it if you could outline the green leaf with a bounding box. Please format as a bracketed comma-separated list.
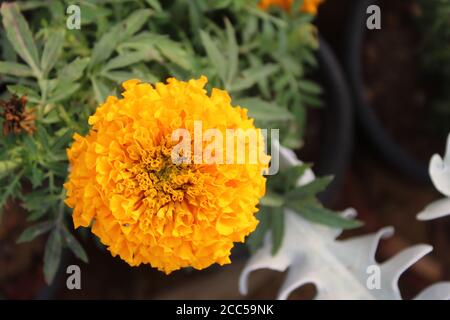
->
[225, 18, 238, 86]
[145, 0, 162, 12]
[43, 229, 62, 284]
[101, 50, 152, 73]
[21, 190, 55, 221]
[0, 2, 41, 76]
[0, 160, 20, 180]
[51, 128, 73, 153]
[298, 80, 322, 95]
[61, 227, 88, 263]
[0, 170, 22, 219]
[206, 0, 233, 10]
[235, 97, 293, 122]
[200, 30, 226, 83]
[30, 166, 45, 188]
[49, 82, 81, 103]
[271, 206, 284, 255]
[58, 57, 89, 83]
[102, 71, 136, 84]
[282, 164, 311, 191]
[91, 77, 111, 104]
[300, 93, 323, 108]
[285, 176, 333, 201]
[156, 40, 192, 70]
[46, 160, 68, 178]
[0, 61, 33, 77]
[90, 9, 152, 66]
[17, 220, 53, 243]
[228, 64, 279, 92]
[35, 125, 51, 153]
[7, 84, 40, 103]
[247, 206, 270, 253]
[289, 201, 363, 229]
[40, 30, 65, 77]
[17, 1, 50, 11]
[260, 191, 284, 207]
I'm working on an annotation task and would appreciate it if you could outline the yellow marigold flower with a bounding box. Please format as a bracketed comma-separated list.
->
[64, 76, 268, 274]
[259, 0, 324, 15]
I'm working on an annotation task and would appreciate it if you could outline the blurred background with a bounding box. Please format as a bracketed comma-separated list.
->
[1, 0, 449, 299]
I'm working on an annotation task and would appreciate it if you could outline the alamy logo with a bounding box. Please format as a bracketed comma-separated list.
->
[66, 265, 81, 290]
[170, 121, 280, 175]
[366, 5, 381, 30]
[66, 5, 81, 30]
[366, 265, 381, 290]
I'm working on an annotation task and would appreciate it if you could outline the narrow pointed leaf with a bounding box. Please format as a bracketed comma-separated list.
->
[43, 229, 62, 284]
[41, 30, 65, 76]
[61, 227, 88, 263]
[0, 61, 33, 77]
[1, 2, 40, 76]
[17, 221, 54, 243]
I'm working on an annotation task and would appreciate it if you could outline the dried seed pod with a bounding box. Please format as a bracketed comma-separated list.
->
[0, 95, 36, 136]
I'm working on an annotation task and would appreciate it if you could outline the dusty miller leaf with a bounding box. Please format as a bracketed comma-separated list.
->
[240, 141, 450, 300]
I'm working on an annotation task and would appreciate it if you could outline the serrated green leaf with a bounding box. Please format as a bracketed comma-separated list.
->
[43, 229, 62, 284]
[49, 82, 81, 103]
[41, 30, 65, 77]
[156, 40, 192, 70]
[301, 93, 323, 108]
[101, 50, 152, 73]
[30, 166, 45, 188]
[225, 18, 238, 86]
[7, 84, 40, 103]
[200, 30, 226, 83]
[289, 201, 363, 229]
[285, 176, 333, 201]
[90, 9, 152, 66]
[145, 0, 162, 12]
[0, 61, 33, 77]
[91, 77, 111, 104]
[0, 160, 20, 180]
[247, 206, 270, 253]
[235, 97, 293, 122]
[298, 80, 322, 94]
[51, 128, 73, 153]
[0, 170, 22, 219]
[103, 71, 136, 84]
[17, 220, 53, 243]
[0, 2, 40, 76]
[283, 164, 311, 191]
[260, 191, 284, 207]
[269, 163, 311, 193]
[20, 190, 58, 221]
[271, 206, 284, 255]
[61, 227, 88, 263]
[229, 64, 279, 92]
[58, 57, 89, 83]
[35, 125, 51, 152]
[46, 160, 68, 178]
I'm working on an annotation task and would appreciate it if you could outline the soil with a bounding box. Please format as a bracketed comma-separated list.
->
[362, 0, 448, 164]
[0, 201, 46, 299]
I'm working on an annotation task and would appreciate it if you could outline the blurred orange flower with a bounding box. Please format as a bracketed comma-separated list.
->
[259, 0, 324, 15]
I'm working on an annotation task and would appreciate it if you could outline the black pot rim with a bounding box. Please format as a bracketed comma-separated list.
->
[344, 0, 429, 183]
[314, 34, 354, 205]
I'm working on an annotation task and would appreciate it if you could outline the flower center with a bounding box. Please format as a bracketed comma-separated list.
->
[119, 139, 203, 213]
